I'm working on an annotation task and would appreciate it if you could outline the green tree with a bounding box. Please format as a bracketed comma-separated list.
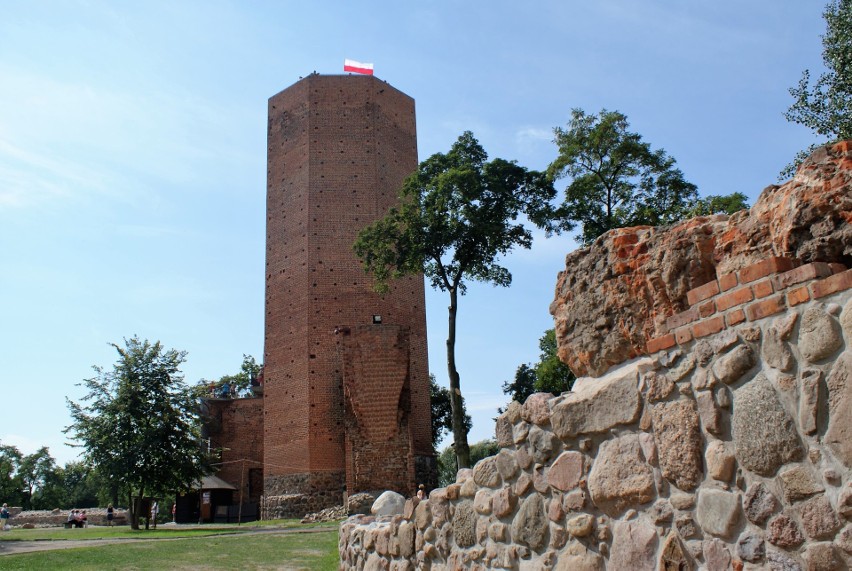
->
[429, 375, 472, 450]
[196, 354, 261, 398]
[18, 447, 56, 510]
[436, 440, 500, 487]
[354, 132, 554, 469]
[0, 444, 24, 507]
[500, 364, 538, 413]
[784, 0, 852, 177]
[40, 461, 102, 510]
[501, 329, 576, 409]
[66, 337, 208, 529]
[544, 108, 699, 245]
[687, 193, 750, 217]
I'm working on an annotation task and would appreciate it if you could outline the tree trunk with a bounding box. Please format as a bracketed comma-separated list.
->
[446, 287, 471, 469]
[129, 491, 140, 530]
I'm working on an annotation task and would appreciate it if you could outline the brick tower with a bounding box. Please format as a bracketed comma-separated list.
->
[263, 74, 433, 516]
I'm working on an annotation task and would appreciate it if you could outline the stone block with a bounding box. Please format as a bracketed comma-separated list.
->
[696, 488, 741, 538]
[546, 451, 584, 492]
[651, 400, 704, 490]
[778, 465, 824, 503]
[703, 538, 732, 571]
[706, 440, 735, 481]
[799, 306, 843, 362]
[553, 540, 605, 571]
[551, 367, 641, 438]
[825, 351, 852, 467]
[766, 513, 804, 548]
[798, 495, 842, 540]
[712, 344, 755, 385]
[512, 494, 548, 551]
[588, 434, 655, 516]
[733, 374, 804, 476]
[660, 531, 695, 571]
[522, 392, 553, 426]
[609, 520, 658, 571]
[451, 501, 476, 548]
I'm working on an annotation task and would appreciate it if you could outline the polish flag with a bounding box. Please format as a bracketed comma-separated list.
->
[344, 59, 374, 75]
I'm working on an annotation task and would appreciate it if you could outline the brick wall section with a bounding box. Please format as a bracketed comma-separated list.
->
[264, 75, 432, 498]
[647, 258, 852, 352]
[203, 397, 265, 503]
[340, 325, 416, 496]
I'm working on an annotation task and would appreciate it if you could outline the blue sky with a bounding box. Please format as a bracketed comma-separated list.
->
[0, 1, 826, 465]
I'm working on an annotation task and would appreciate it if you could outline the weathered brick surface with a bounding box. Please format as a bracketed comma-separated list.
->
[341, 325, 418, 495]
[716, 287, 753, 312]
[810, 268, 852, 299]
[550, 141, 851, 377]
[264, 75, 432, 500]
[647, 334, 676, 354]
[692, 315, 725, 338]
[751, 278, 774, 299]
[771, 262, 833, 291]
[739, 257, 795, 284]
[718, 272, 738, 291]
[787, 286, 811, 307]
[746, 295, 787, 321]
[687, 280, 720, 305]
[726, 308, 746, 327]
[203, 397, 265, 503]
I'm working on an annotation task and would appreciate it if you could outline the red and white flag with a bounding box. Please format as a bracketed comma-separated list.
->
[344, 59, 374, 75]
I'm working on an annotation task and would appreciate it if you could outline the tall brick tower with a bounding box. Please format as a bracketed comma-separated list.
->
[263, 74, 433, 516]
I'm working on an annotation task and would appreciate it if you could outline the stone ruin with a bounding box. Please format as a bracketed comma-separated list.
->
[338, 141, 852, 570]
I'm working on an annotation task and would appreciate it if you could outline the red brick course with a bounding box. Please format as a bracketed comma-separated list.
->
[692, 315, 725, 338]
[726, 308, 746, 327]
[787, 286, 811, 307]
[647, 334, 676, 354]
[738, 257, 795, 284]
[771, 262, 833, 291]
[715, 287, 754, 312]
[810, 269, 852, 299]
[751, 278, 774, 299]
[647, 256, 850, 354]
[687, 280, 720, 306]
[745, 295, 787, 321]
[718, 272, 738, 292]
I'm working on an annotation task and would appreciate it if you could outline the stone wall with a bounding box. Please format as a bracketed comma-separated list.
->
[261, 470, 346, 519]
[9, 508, 129, 527]
[338, 143, 852, 570]
[340, 266, 852, 570]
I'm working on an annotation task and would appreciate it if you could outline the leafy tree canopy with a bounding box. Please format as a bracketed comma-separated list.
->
[687, 193, 750, 217]
[196, 354, 261, 398]
[501, 329, 576, 410]
[18, 447, 55, 510]
[66, 337, 207, 528]
[784, 0, 852, 176]
[355, 131, 553, 469]
[543, 108, 699, 245]
[0, 444, 24, 507]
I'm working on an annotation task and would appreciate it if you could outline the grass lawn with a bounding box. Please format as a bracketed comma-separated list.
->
[0, 523, 341, 570]
[0, 519, 337, 542]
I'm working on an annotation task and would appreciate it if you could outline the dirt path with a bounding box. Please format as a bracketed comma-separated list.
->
[0, 526, 332, 556]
